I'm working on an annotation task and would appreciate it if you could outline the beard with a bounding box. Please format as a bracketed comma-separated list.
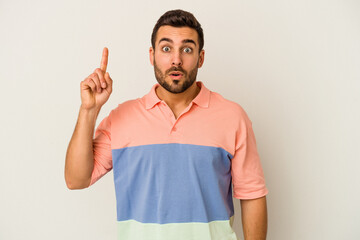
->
[153, 59, 199, 94]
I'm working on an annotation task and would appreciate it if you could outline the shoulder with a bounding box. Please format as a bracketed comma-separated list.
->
[209, 91, 251, 122]
[114, 98, 140, 111]
[107, 98, 142, 121]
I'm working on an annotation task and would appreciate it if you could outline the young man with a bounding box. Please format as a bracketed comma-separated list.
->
[65, 9, 268, 240]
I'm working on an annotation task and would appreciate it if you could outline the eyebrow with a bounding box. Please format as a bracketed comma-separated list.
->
[158, 38, 197, 46]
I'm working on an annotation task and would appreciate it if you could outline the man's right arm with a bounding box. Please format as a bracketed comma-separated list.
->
[64, 47, 112, 190]
[65, 107, 100, 189]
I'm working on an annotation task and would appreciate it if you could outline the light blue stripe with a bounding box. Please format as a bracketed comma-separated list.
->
[112, 143, 234, 224]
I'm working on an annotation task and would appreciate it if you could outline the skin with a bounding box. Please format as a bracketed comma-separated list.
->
[149, 26, 204, 118]
[65, 25, 267, 240]
[64, 47, 112, 189]
[241, 196, 268, 240]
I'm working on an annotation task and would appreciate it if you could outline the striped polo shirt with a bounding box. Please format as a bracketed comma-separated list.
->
[89, 81, 268, 240]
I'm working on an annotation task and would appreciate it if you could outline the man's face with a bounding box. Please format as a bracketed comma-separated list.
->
[149, 26, 204, 94]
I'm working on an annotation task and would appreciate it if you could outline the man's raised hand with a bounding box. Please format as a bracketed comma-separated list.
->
[80, 47, 113, 111]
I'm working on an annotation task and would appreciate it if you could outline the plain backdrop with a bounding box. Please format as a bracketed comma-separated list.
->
[1, 0, 359, 239]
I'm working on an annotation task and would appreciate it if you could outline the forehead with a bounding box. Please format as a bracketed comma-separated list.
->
[156, 26, 198, 45]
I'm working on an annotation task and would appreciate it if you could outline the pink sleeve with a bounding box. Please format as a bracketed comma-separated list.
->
[89, 113, 113, 186]
[231, 111, 268, 199]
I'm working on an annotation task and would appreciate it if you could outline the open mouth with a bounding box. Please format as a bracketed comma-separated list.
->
[169, 71, 184, 77]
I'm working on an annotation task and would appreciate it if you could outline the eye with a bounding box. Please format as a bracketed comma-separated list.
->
[183, 47, 192, 53]
[162, 46, 170, 52]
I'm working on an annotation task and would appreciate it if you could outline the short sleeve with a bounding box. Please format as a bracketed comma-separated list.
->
[231, 111, 268, 199]
[89, 113, 113, 186]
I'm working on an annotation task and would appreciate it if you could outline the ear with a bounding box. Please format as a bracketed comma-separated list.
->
[197, 49, 205, 68]
[149, 47, 154, 66]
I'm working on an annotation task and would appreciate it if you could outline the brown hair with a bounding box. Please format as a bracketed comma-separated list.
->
[151, 9, 204, 53]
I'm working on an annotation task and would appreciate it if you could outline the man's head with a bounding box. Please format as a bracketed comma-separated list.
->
[149, 9, 205, 94]
[151, 9, 204, 54]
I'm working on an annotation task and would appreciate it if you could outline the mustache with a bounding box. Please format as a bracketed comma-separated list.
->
[166, 67, 186, 75]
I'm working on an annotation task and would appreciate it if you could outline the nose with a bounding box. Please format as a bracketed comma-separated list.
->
[171, 51, 182, 66]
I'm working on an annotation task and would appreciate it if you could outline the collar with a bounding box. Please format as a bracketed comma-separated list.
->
[143, 81, 210, 110]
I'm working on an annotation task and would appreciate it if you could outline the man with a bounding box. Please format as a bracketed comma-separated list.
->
[65, 9, 268, 240]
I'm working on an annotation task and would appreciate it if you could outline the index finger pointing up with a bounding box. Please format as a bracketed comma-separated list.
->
[100, 47, 109, 72]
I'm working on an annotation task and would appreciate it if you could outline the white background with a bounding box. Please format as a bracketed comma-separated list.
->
[1, 0, 359, 239]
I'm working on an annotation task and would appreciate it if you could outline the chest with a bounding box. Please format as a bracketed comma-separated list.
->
[111, 104, 237, 157]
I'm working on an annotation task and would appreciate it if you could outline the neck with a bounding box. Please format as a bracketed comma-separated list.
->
[155, 81, 200, 108]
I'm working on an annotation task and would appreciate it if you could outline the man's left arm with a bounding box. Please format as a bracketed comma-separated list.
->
[240, 196, 268, 240]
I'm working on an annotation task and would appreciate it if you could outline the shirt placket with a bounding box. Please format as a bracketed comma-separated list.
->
[159, 100, 194, 135]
